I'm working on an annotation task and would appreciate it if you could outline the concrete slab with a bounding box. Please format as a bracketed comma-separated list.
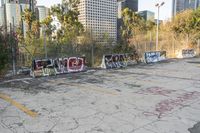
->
[0, 58, 200, 133]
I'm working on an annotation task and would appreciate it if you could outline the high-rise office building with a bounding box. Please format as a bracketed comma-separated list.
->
[186, 0, 200, 9]
[1, 0, 9, 5]
[0, 0, 37, 34]
[138, 10, 155, 22]
[172, 0, 200, 16]
[36, 6, 49, 36]
[4, 2, 29, 32]
[78, 0, 117, 44]
[0, 6, 5, 26]
[123, 0, 138, 11]
[118, 0, 138, 18]
[36, 6, 49, 22]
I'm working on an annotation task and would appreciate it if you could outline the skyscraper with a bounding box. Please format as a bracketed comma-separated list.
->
[78, 0, 117, 44]
[0, 0, 37, 34]
[0, 6, 5, 26]
[36, 6, 49, 36]
[172, 0, 200, 16]
[1, 0, 9, 6]
[123, 0, 138, 12]
[138, 10, 155, 22]
[118, 0, 138, 18]
[36, 6, 49, 22]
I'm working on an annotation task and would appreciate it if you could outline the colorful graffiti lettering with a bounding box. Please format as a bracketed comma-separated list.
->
[101, 53, 139, 69]
[31, 57, 86, 77]
[182, 49, 196, 58]
[54, 58, 68, 74]
[68, 57, 85, 72]
[31, 59, 56, 77]
[144, 51, 166, 64]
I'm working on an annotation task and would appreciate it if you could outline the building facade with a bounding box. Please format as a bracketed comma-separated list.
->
[0, 0, 36, 34]
[118, 0, 138, 18]
[138, 10, 155, 22]
[0, 6, 5, 26]
[36, 6, 49, 36]
[123, 0, 138, 12]
[172, 0, 200, 16]
[78, 0, 117, 44]
[36, 6, 49, 22]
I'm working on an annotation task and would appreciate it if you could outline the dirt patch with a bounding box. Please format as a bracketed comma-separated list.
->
[0, 78, 55, 94]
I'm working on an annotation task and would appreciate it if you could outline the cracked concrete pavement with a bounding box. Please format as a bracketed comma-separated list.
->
[0, 58, 200, 133]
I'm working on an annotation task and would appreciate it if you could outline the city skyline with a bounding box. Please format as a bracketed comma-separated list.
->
[35, 0, 172, 20]
[0, 0, 173, 20]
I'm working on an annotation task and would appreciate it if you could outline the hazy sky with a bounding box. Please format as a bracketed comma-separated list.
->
[0, 0, 172, 20]
[139, 0, 172, 20]
[36, 0, 62, 8]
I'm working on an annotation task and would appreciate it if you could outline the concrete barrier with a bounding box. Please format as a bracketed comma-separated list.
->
[101, 53, 138, 69]
[31, 59, 56, 77]
[144, 51, 166, 64]
[68, 57, 85, 72]
[31, 57, 86, 77]
[182, 49, 196, 58]
[53, 58, 68, 74]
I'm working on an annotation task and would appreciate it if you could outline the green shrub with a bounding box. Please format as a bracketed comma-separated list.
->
[0, 34, 9, 75]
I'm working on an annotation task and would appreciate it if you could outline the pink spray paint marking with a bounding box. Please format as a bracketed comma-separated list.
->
[144, 91, 200, 118]
[136, 87, 176, 97]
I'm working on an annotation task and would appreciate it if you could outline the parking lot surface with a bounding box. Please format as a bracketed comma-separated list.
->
[0, 58, 200, 133]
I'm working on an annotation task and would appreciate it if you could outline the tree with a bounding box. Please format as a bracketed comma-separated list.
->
[41, 15, 55, 41]
[0, 29, 9, 74]
[169, 8, 200, 48]
[15, 8, 43, 65]
[118, 8, 145, 53]
[190, 7, 200, 40]
[51, 0, 84, 56]
[171, 10, 194, 46]
[22, 8, 36, 31]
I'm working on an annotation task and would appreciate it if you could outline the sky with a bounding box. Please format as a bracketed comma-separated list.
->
[0, 0, 172, 20]
[139, 0, 172, 20]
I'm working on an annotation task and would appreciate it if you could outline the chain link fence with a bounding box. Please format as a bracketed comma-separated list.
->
[15, 32, 200, 70]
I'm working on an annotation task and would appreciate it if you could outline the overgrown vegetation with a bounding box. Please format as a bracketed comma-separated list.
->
[0, 28, 9, 75]
[12, 1, 200, 68]
[159, 8, 200, 57]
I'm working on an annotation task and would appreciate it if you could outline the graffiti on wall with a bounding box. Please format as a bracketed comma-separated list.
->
[68, 57, 85, 72]
[182, 49, 196, 58]
[144, 51, 166, 64]
[53, 58, 68, 74]
[31, 59, 56, 77]
[101, 53, 138, 69]
[31, 57, 86, 77]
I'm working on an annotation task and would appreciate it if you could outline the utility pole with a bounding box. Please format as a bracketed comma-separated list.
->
[91, 43, 94, 67]
[149, 31, 152, 51]
[173, 37, 175, 57]
[90, 31, 94, 67]
[198, 39, 200, 56]
[155, 2, 165, 51]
